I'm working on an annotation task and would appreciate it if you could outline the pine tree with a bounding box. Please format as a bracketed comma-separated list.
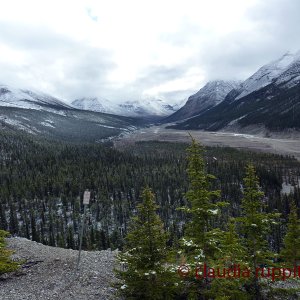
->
[238, 164, 279, 299]
[280, 201, 300, 267]
[115, 187, 180, 299]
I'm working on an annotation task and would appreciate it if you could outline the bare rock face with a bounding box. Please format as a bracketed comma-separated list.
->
[0, 237, 118, 300]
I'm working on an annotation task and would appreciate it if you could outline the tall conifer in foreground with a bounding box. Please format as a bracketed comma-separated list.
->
[181, 138, 223, 257]
[208, 219, 250, 300]
[179, 138, 227, 298]
[280, 201, 300, 267]
[238, 164, 279, 299]
[115, 187, 180, 299]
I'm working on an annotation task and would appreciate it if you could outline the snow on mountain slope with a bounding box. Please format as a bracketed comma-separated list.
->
[0, 83, 71, 112]
[275, 58, 300, 88]
[164, 80, 241, 122]
[190, 80, 241, 103]
[71, 97, 109, 113]
[71, 97, 183, 117]
[236, 51, 300, 99]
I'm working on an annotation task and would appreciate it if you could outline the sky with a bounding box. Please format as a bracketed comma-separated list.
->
[0, 0, 300, 104]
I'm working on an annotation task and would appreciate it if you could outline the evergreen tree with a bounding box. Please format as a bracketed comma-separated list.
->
[181, 138, 224, 255]
[66, 226, 75, 249]
[208, 219, 250, 300]
[280, 201, 300, 267]
[115, 187, 180, 299]
[0, 205, 8, 230]
[238, 164, 279, 299]
[179, 138, 227, 298]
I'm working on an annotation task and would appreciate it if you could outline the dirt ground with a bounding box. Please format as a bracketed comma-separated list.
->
[115, 125, 300, 161]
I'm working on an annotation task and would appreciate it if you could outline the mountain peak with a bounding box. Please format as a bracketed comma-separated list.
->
[189, 80, 241, 102]
[0, 83, 71, 111]
[236, 50, 300, 99]
[71, 97, 183, 117]
[164, 80, 241, 122]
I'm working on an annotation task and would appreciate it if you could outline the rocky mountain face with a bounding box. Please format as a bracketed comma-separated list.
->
[169, 51, 300, 132]
[164, 80, 241, 122]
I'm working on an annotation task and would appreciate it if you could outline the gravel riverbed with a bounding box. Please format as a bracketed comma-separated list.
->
[0, 237, 118, 300]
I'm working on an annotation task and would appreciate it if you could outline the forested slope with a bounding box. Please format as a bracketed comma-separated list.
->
[1, 131, 300, 253]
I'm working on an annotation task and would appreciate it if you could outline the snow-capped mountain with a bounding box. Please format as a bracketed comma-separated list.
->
[0, 83, 141, 142]
[71, 97, 110, 113]
[0, 83, 71, 113]
[170, 51, 300, 132]
[71, 97, 183, 117]
[235, 51, 300, 100]
[164, 80, 241, 122]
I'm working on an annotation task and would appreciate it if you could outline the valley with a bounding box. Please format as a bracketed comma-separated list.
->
[115, 124, 300, 161]
[1, 2, 300, 298]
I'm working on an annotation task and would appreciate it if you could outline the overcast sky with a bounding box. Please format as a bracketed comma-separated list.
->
[0, 0, 300, 103]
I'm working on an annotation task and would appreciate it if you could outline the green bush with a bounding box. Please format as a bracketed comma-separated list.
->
[0, 230, 19, 274]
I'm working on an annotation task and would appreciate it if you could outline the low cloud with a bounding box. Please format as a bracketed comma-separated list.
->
[0, 0, 299, 104]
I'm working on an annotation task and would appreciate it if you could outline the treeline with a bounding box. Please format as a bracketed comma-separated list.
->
[0, 131, 300, 252]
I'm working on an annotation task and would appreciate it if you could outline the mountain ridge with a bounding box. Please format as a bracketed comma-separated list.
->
[168, 51, 300, 132]
[164, 80, 241, 123]
[71, 97, 183, 117]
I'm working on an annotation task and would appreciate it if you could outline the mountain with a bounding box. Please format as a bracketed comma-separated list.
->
[0, 84, 140, 142]
[235, 51, 300, 100]
[164, 80, 241, 122]
[0, 83, 72, 112]
[71, 97, 183, 118]
[169, 51, 300, 133]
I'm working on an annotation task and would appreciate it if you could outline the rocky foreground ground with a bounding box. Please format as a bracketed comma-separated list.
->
[0, 237, 118, 300]
[2, 237, 300, 299]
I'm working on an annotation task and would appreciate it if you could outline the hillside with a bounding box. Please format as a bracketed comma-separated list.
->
[0, 83, 145, 142]
[164, 80, 241, 122]
[0, 106, 141, 143]
[0, 83, 72, 112]
[0, 237, 117, 300]
[169, 81, 300, 132]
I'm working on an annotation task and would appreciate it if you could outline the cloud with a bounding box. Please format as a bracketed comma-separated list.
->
[0, 20, 116, 100]
[0, 0, 299, 103]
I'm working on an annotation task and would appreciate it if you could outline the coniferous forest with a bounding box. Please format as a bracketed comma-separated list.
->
[1, 130, 300, 253]
[2, 130, 300, 298]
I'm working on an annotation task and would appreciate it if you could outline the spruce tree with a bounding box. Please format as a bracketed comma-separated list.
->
[181, 138, 224, 256]
[115, 187, 180, 299]
[238, 164, 279, 299]
[208, 219, 250, 300]
[280, 201, 300, 267]
[179, 138, 227, 298]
